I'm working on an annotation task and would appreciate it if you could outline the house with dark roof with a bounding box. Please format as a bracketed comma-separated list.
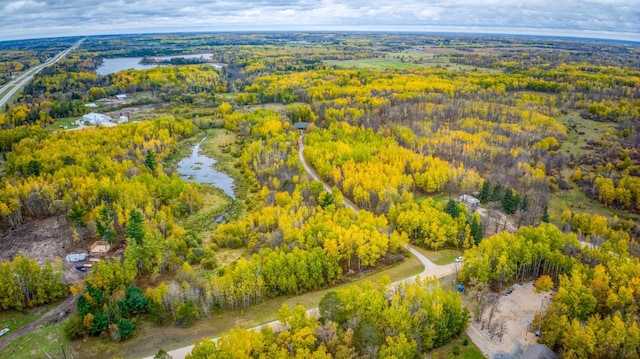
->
[521, 344, 557, 359]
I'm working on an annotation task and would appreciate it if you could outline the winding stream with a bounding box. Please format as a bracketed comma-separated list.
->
[176, 137, 235, 200]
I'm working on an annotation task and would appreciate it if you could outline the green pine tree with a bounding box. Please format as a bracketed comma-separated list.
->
[445, 199, 460, 218]
[145, 150, 157, 172]
[125, 209, 145, 245]
[477, 180, 491, 203]
[541, 206, 550, 223]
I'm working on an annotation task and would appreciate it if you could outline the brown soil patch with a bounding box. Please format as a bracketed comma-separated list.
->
[0, 217, 88, 284]
[468, 282, 553, 358]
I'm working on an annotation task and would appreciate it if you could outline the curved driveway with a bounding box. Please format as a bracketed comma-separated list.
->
[141, 135, 457, 359]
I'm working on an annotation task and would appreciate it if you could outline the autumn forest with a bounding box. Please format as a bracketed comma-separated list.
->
[0, 33, 639, 359]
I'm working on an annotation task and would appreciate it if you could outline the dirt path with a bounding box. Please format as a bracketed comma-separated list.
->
[140, 136, 458, 359]
[0, 295, 77, 353]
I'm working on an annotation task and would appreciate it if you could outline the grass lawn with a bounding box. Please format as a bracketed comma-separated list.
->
[0, 311, 40, 338]
[72, 254, 423, 359]
[0, 318, 71, 359]
[50, 117, 80, 131]
[0, 299, 66, 341]
[413, 246, 463, 266]
[426, 334, 485, 359]
[415, 194, 451, 205]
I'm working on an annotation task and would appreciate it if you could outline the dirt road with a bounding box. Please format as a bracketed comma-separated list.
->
[0, 295, 77, 353]
[139, 135, 458, 359]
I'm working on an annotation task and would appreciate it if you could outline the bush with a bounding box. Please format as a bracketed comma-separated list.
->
[64, 315, 85, 339]
[176, 300, 199, 327]
[118, 318, 135, 340]
[452, 345, 461, 355]
[463, 338, 469, 346]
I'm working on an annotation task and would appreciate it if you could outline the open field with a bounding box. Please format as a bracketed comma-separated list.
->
[414, 246, 463, 266]
[72, 254, 423, 359]
[0, 318, 71, 359]
[326, 56, 501, 73]
[557, 111, 615, 156]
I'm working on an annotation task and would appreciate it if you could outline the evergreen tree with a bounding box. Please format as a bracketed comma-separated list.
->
[501, 188, 520, 215]
[444, 199, 460, 218]
[469, 212, 484, 245]
[541, 206, 550, 223]
[477, 180, 491, 203]
[145, 150, 156, 172]
[125, 209, 144, 245]
[117, 318, 135, 340]
[490, 183, 503, 202]
[125, 285, 148, 314]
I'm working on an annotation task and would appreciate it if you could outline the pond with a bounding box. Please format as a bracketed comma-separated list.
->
[176, 138, 235, 200]
[96, 54, 223, 76]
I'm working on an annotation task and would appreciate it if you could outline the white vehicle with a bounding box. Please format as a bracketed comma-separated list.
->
[0, 328, 9, 337]
[455, 256, 464, 263]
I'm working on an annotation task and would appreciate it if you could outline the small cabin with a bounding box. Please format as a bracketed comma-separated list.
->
[459, 194, 480, 212]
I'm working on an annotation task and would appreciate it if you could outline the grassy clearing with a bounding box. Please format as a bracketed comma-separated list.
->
[557, 111, 614, 156]
[414, 246, 463, 265]
[214, 248, 244, 267]
[326, 57, 500, 74]
[0, 311, 39, 337]
[0, 300, 64, 340]
[426, 334, 485, 359]
[549, 186, 640, 225]
[0, 318, 70, 359]
[50, 117, 80, 131]
[326, 58, 430, 69]
[72, 254, 423, 359]
[180, 186, 232, 235]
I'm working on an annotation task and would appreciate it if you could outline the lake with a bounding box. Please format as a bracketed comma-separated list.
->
[176, 138, 235, 200]
[96, 54, 223, 76]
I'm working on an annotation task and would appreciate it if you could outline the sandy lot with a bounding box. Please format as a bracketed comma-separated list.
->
[468, 281, 552, 358]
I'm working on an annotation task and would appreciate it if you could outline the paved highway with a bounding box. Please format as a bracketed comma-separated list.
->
[0, 38, 84, 109]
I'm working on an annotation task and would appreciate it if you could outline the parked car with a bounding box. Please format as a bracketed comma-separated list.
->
[455, 256, 464, 263]
[0, 328, 9, 337]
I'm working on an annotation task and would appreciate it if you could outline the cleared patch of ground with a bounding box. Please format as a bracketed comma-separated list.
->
[0, 217, 87, 284]
[465, 282, 552, 359]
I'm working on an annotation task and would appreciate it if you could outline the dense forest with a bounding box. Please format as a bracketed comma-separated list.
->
[0, 33, 638, 359]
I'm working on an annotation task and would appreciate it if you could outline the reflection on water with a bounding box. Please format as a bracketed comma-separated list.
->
[96, 54, 223, 76]
[176, 138, 235, 200]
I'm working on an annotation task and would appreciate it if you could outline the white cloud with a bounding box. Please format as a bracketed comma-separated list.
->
[0, 0, 638, 41]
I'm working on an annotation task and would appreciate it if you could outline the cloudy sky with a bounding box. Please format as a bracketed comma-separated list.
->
[0, 0, 638, 41]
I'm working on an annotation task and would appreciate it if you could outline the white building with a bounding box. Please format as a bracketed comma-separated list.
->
[115, 94, 127, 100]
[82, 112, 111, 126]
[459, 194, 480, 212]
[65, 253, 86, 262]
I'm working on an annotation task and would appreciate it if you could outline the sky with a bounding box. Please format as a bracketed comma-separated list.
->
[0, 0, 638, 42]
